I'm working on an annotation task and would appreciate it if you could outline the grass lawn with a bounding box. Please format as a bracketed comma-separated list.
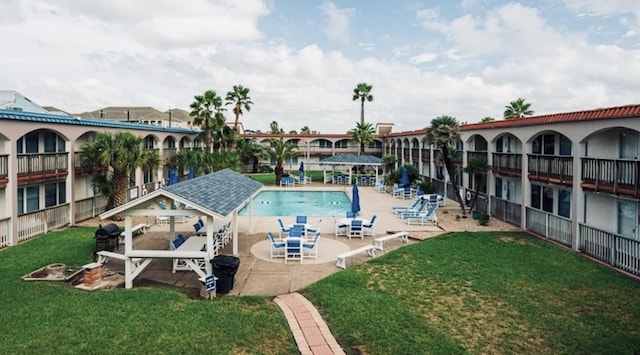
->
[302, 231, 640, 354]
[0, 227, 296, 354]
[4, 228, 640, 354]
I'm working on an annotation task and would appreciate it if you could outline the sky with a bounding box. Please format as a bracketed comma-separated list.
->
[2, 0, 640, 133]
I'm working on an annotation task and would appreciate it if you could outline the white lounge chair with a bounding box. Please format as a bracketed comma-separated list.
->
[405, 204, 438, 225]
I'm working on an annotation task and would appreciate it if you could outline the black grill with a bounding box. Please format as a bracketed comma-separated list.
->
[94, 223, 121, 252]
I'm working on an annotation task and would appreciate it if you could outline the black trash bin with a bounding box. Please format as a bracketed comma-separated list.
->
[211, 255, 240, 294]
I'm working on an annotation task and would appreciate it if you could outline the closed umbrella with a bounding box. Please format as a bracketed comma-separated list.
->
[400, 166, 410, 187]
[188, 165, 195, 179]
[167, 169, 178, 185]
[299, 161, 305, 182]
[351, 184, 360, 216]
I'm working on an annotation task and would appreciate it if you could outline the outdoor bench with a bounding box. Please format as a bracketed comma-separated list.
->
[335, 244, 377, 269]
[96, 250, 143, 268]
[118, 223, 150, 244]
[373, 232, 409, 252]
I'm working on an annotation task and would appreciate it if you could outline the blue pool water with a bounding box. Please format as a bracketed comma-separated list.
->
[239, 190, 351, 216]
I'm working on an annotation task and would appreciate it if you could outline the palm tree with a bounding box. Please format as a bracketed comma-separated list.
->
[300, 126, 311, 134]
[504, 97, 534, 119]
[190, 90, 222, 153]
[78, 132, 160, 220]
[270, 121, 284, 134]
[348, 121, 375, 155]
[267, 138, 297, 185]
[225, 85, 253, 136]
[463, 156, 491, 214]
[481, 116, 495, 122]
[352, 82, 373, 124]
[424, 115, 466, 216]
[381, 154, 397, 175]
[172, 149, 206, 175]
[235, 137, 265, 173]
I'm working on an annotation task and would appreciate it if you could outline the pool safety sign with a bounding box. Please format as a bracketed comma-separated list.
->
[205, 275, 216, 293]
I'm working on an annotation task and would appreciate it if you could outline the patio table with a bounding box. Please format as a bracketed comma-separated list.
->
[175, 236, 208, 277]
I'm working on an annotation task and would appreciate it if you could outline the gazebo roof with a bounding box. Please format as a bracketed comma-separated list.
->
[318, 154, 383, 165]
[100, 168, 263, 219]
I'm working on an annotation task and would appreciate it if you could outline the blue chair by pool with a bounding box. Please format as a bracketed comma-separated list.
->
[277, 219, 290, 237]
[303, 232, 321, 259]
[346, 211, 355, 218]
[296, 215, 307, 224]
[267, 232, 285, 258]
[307, 219, 322, 234]
[285, 237, 302, 264]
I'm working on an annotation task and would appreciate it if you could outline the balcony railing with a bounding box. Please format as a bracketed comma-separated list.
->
[581, 158, 640, 198]
[490, 196, 522, 226]
[492, 153, 522, 177]
[579, 223, 640, 276]
[525, 207, 573, 247]
[17, 203, 70, 243]
[0, 217, 10, 249]
[421, 149, 431, 162]
[17, 152, 69, 178]
[466, 151, 488, 163]
[527, 154, 573, 184]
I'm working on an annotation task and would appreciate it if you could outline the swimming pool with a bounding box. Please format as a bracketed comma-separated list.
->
[239, 190, 351, 216]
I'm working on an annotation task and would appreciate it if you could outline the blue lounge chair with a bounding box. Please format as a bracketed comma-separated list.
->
[399, 199, 430, 218]
[405, 204, 438, 225]
[392, 198, 421, 214]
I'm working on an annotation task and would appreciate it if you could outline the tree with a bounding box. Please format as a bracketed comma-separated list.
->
[235, 137, 265, 173]
[424, 115, 466, 217]
[269, 121, 284, 134]
[504, 97, 534, 119]
[300, 126, 311, 134]
[348, 121, 375, 155]
[352, 82, 373, 124]
[226, 85, 253, 136]
[381, 154, 397, 175]
[481, 117, 495, 122]
[463, 156, 491, 214]
[78, 132, 160, 220]
[189, 90, 222, 153]
[267, 138, 297, 185]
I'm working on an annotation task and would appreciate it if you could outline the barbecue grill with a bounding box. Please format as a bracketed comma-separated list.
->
[94, 223, 121, 252]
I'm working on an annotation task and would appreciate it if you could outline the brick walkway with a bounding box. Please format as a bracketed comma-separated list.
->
[274, 293, 345, 355]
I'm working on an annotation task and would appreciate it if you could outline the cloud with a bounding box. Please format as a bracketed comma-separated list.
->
[409, 52, 438, 65]
[319, 1, 355, 43]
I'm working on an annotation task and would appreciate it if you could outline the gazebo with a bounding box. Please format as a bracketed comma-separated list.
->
[318, 155, 383, 185]
[99, 169, 262, 288]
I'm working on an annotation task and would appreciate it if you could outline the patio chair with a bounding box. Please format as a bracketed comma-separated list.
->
[267, 232, 285, 258]
[170, 236, 188, 273]
[302, 232, 321, 259]
[296, 215, 308, 224]
[348, 220, 364, 240]
[363, 215, 377, 236]
[399, 199, 430, 218]
[375, 179, 386, 192]
[289, 225, 304, 238]
[307, 219, 322, 234]
[405, 204, 438, 226]
[277, 218, 290, 237]
[193, 219, 205, 234]
[346, 211, 355, 218]
[285, 237, 302, 264]
[392, 184, 404, 199]
[280, 177, 288, 187]
[335, 220, 348, 238]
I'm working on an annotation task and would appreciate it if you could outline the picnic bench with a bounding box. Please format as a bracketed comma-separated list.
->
[95, 250, 143, 268]
[335, 245, 377, 269]
[118, 223, 150, 244]
[373, 232, 409, 252]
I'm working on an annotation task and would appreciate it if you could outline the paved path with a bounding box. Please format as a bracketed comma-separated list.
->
[274, 292, 345, 355]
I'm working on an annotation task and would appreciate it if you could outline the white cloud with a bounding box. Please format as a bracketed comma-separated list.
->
[319, 1, 355, 43]
[409, 52, 438, 65]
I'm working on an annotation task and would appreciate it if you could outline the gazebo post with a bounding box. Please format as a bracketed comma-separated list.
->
[232, 210, 239, 256]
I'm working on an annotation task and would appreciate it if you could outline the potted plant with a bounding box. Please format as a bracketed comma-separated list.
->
[471, 210, 482, 220]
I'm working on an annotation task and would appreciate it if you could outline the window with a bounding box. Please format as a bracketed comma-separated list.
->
[335, 140, 349, 149]
[558, 190, 571, 218]
[17, 132, 39, 154]
[167, 138, 176, 149]
[45, 182, 66, 208]
[318, 140, 332, 149]
[495, 177, 503, 198]
[144, 136, 155, 149]
[559, 136, 571, 156]
[543, 134, 555, 155]
[143, 169, 154, 184]
[18, 186, 40, 214]
[369, 141, 382, 149]
[542, 186, 554, 213]
[531, 184, 541, 209]
[496, 137, 503, 153]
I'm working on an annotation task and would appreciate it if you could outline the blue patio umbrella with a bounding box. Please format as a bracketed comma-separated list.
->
[167, 168, 178, 185]
[188, 165, 195, 179]
[351, 184, 361, 216]
[400, 166, 410, 187]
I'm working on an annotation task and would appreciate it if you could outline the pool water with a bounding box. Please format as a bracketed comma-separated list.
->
[239, 190, 351, 216]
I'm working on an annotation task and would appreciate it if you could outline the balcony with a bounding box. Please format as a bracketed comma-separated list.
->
[17, 153, 69, 182]
[74, 152, 106, 176]
[581, 158, 640, 198]
[527, 154, 573, 186]
[492, 153, 522, 177]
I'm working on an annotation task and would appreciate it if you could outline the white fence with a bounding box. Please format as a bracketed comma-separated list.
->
[75, 196, 108, 222]
[525, 207, 573, 247]
[579, 224, 640, 276]
[17, 204, 70, 243]
[0, 217, 9, 248]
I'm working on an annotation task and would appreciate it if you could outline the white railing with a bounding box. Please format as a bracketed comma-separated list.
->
[17, 204, 70, 242]
[579, 224, 640, 276]
[75, 196, 108, 222]
[490, 196, 522, 226]
[525, 207, 573, 247]
[0, 217, 10, 249]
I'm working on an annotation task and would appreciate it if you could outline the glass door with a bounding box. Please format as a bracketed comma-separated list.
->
[617, 200, 638, 239]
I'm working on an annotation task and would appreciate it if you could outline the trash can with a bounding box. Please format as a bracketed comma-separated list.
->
[211, 255, 240, 294]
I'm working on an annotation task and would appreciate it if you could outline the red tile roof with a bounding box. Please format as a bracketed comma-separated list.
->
[460, 104, 640, 131]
